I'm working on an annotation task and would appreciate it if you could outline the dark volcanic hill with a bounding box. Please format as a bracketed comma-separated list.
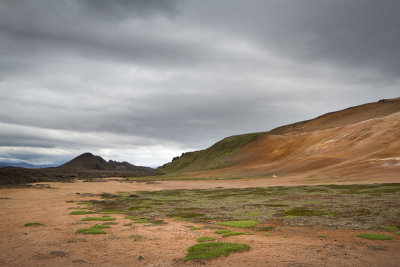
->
[0, 153, 154, 185]
[159, 97, 400, 181]
[59, 152, 153, 172]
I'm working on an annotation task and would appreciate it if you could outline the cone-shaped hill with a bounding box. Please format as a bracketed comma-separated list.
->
[59, 152, 151, 172]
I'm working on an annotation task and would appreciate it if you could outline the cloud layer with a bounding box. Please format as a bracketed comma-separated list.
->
[1, 0, 399, 166]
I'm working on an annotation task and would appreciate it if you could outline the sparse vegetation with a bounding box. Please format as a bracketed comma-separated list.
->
[197, 236, 216, 242]
[357, 233, 393, 240]
[130, 234, 145, 241]
[81, 216, 116, 221]
[191, 227, 202, 230]
[76, 228, 106, 234]
[222, 231, 245, 237]
[24, 222, 44, 226]
[91, 224, 110, 229]
[78, 183, 400, 230]
[257, 226, 274, 231]
[284, 207, 326, 217]
[69, 210, 92, 215]
[184, 242, 250, 261]
[218, 220, 258, 228]
[380, 225, 398, 232]
[215, 229, 232, 234]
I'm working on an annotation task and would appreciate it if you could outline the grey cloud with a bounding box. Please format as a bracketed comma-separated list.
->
[0, 0, 399, 166]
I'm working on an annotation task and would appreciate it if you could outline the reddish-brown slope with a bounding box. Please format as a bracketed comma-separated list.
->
[168, 99, 400, 180]
[269, 97, 400, 135]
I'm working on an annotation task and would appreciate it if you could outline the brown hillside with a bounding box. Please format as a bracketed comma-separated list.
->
[269, 97, 400, 135]
[161, 98, 400, 180]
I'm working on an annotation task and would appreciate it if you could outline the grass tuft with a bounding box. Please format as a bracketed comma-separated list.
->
[357, 233, 393, 240]
[215, 229, 232, 234]
[91, 224, 111, 229]
[24, 222, 44, 226]
[76, 228, 106, 234]
[81, 216, 116, 221]
[184, 242, 250, 261]
[69, 210, 92, 215]
[380, 225, 399, 232]
[197, 236, 216, 242]
[218, 220, 258, 228]
[222, 231, 245, 238]
[191, 227, 202, 230]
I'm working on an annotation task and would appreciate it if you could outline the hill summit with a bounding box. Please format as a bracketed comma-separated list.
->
[60, 152, 151, 172]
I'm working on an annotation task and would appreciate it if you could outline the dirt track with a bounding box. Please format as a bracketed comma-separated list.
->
[1, 178, 400, 266]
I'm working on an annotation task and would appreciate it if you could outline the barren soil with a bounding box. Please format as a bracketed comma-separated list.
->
[1, 177, 400, 266]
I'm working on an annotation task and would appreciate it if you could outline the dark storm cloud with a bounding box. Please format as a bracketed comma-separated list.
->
[0, 0, 399, 166]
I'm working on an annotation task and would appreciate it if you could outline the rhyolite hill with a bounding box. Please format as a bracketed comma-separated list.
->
[159, 97, 400, 180]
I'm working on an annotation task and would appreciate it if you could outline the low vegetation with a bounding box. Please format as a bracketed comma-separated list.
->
[215, 229, 232, 234]
[69, 210, 92, 215]
[222, 231, 245, 238]
[197, 236, 216, 242]
[184, 242, 250, 261]
[357, 233, 393, 240]
[218, 220, 258, 228]
[380, 225, 399, 232]
[81, 216, 116, 221]
[75, 183, 400, 230]
[76, 228, 107, 234]
[24, 222, 44, 226]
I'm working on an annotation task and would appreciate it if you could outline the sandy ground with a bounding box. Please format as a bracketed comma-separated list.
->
[1, 177, 400, 267]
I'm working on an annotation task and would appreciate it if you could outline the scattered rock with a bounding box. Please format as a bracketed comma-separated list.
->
[138, 256, 144, 261]
[50, 251, 68, 257]
[76, 192, 80, 195]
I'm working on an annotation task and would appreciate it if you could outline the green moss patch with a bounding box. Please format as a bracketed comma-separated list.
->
[380, 225, 399, 232]
[357, 233, 393, 240]
[184, 242, 250, 261]
[24, 222, 44, 226]
[91, 224, 110, 229]
[69, 210, 92, 215]
[81, 216, 116, 221]
[218, 220, 258, 228]
[76, 228, 106, 234]
[215, 229, 232, 234]
[197, 236, 216, 242]
[222, 231, 245, 238]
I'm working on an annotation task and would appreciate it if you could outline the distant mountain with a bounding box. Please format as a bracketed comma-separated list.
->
[0, 162, 56, 169]
[59, 152, 153, 172]
[0, 152, 155, 185]
[159, 97, 400, 180]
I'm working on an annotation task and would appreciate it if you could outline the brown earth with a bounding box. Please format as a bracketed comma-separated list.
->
[1, 178, 399, 267]
[171, 110, 400, 181]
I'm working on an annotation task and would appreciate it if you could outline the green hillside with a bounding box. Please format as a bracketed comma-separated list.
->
[159, 133, 261, 173]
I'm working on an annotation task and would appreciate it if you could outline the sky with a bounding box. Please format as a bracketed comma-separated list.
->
[1, 0, 400, 167]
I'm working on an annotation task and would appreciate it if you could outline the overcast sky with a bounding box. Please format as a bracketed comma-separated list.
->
[1, 0, 399, 167]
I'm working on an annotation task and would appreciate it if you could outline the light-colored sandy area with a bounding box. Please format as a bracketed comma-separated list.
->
[1, 178, 400, 266]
